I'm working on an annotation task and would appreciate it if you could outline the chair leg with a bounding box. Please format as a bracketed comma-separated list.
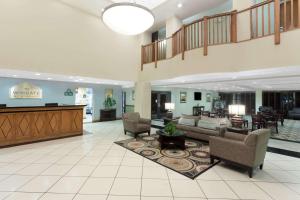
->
[248, 168, 253, 178]
[260, 164, 263, 170]
[148, 131, 150, 136]
[124, 130, 126, 135]
[276, 125, 278, 134]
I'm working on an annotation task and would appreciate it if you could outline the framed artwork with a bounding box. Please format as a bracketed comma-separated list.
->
[180, 92, 187, 103]
[105, 89, 113, 98]
[206, 93, 211, 102]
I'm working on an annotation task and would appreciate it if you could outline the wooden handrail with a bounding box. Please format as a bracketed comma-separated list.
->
[140, 0, 296, 68]
[237, 0, 274, 14]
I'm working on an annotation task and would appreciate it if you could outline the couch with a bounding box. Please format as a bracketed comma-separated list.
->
[288, 108, 300, 119]
[210, 129, 271, 178]
[122, 112, 151, 138]
[174, 115, 227, 142]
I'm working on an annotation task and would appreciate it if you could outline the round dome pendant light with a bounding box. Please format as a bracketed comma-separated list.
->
[102, 3, 154, 35]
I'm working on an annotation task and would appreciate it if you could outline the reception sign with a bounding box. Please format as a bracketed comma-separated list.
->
[10, 82, 42, 99]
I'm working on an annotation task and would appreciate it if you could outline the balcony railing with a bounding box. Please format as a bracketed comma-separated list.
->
[141, 0, 300, 70]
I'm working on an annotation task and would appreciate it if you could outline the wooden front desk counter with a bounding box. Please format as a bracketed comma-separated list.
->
[0, 105, 84, 148]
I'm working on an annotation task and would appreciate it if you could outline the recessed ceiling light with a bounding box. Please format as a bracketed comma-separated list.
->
[12, 75, 18, 77]
[35, 73, 41, 76]
[75, 80, 79, 82]
[177, 3, 183, 8]
[69, 76, 73, 79]
[47, 78, 52, 80]
[79, 78, 84, 81]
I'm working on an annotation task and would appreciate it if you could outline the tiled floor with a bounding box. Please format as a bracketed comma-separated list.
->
[0, 121, 299, 200]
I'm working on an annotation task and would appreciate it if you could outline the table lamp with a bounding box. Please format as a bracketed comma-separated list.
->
[229, 104, 245, 117]
[165, 103, 175, 118]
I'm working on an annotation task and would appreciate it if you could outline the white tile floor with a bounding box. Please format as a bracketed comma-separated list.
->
[0, 121, 299, 200]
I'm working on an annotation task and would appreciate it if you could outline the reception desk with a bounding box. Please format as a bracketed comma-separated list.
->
[0, 105, 84, 148]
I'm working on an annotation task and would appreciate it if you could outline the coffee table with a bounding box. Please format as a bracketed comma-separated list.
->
[227, 127, 249, 135]
[156, 130, 185, 150]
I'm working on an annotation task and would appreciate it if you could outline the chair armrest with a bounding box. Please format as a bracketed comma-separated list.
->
[210, 136, 254, 166]
[224, 131, 247, 141]
[139, 118, 151, 125]
[216, 126, 227, 137]
[123, 119, 138, 131]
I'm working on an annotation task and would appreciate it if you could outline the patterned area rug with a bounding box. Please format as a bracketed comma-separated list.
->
[115, 134, 219, 179]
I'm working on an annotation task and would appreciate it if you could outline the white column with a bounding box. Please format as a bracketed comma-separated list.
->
[255, 90, 263, 113]
[134, 81, 151, 119]
[166, 16, 182, 58]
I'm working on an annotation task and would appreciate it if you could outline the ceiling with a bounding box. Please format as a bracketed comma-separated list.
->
[151, 66, 300, 92]
[59, 0, 230, 32]
[0, 69, 134, 88]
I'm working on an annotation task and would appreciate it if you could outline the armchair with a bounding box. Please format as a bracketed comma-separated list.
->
[210, 129, 271, 178]
[122, 112, 151, 138]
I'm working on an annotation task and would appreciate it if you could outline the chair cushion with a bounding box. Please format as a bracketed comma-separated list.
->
[189, 126, 219, 136]
[137, 124, 150, 132]
[123, 112, 140, 122]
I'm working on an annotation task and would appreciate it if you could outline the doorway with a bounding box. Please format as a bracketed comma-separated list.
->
[75, 88, 93, 123]
[151, 91, 171, 119]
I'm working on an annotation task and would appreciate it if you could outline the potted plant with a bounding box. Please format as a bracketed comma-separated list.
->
[164, 122, 176, 136]
[103, 96, 116, 110]
[100, 96, 117, 121]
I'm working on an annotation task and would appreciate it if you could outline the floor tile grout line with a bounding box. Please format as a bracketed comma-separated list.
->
[165, 165, 175, 200]
[36, 135, 112, 200]
[71, 125, 116, 200]
[106, 129, 131, 199]
[213, 165, 241, 200]
[1, 144, 82, 199]
[252, 181, 277, 200]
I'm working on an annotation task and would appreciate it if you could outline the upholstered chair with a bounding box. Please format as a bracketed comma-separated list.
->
[210, 129, 271, 178]
[122, 112, 151, 138]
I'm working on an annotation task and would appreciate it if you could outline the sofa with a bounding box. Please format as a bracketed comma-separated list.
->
[122, 112, 151, 138]
[210, 129, 271, 178]
[288, 108, 300, 119]
[174, 115, 228, 142]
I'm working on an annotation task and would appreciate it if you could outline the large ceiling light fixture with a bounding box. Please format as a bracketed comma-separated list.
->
[102, 3, 154, 35]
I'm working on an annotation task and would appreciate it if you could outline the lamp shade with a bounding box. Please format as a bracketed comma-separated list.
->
[165, 103, 175, 110]
[229, 104, 245, 116]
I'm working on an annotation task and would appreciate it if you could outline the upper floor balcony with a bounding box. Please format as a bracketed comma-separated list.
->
[140, 0, 300, 80]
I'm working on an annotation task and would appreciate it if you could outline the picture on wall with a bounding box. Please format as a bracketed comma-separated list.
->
[105, 89, 113, 98]
[206, 93, 212, 102]
[180, 92, 187, 103]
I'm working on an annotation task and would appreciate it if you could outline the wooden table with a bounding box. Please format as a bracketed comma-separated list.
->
[0, 105, 84, 148]
[157, 130, 185, 150]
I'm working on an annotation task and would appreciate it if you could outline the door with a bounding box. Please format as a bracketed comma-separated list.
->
[151, 91, 171, 119]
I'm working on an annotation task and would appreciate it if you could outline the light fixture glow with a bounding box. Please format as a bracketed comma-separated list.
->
[102, 3, 154, 35]
[229, 104, 246, 116]
[177, 3, 183, 8]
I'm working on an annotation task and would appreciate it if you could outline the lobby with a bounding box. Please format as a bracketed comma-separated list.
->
[1, 0, 300, 199]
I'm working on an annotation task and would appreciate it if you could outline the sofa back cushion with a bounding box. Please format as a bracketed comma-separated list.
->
[178, 117, 196, 126]
[197, 119, 218, 130]
[292, 108, 300, 113]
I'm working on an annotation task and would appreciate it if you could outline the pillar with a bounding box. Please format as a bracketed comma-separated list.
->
[255, 90, 263, 113]
[166, 16, 182, 58]
[134, 81, 151, 118]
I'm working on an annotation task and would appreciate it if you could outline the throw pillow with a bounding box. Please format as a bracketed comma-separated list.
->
[197, 120, 218, 130]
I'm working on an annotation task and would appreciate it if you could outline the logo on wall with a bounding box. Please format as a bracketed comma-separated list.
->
[10, 82, 42, 99]
[64, 89, 74, 96]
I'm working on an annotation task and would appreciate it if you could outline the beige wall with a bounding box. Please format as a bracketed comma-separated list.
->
[139, 30, 300, 82]
[0, 0, 140, 81]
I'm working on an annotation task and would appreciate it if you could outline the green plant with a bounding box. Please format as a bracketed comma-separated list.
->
[103, 96, 116, 109]
[164, 122, 176, 135]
